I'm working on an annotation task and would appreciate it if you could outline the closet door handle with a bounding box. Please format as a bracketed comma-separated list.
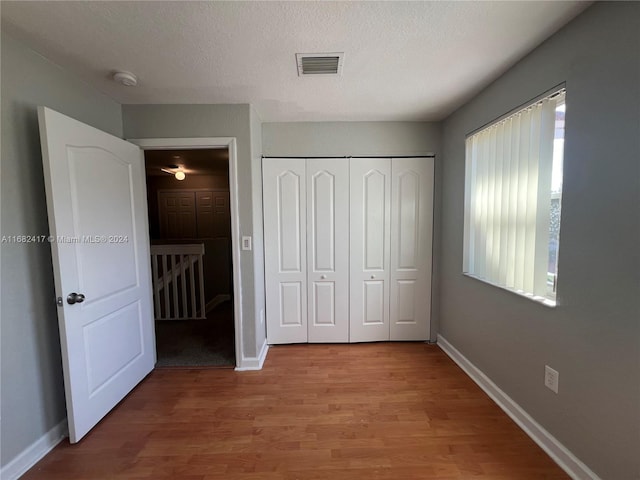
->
[370, 275, 376, 279]
[320, 275, 327, 279]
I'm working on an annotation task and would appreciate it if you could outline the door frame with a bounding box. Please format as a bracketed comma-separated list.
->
[128, 137, 243, 368]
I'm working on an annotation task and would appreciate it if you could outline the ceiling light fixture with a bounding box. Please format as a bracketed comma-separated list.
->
[112, 70, 138, 87]
[161, 167, 186, 181]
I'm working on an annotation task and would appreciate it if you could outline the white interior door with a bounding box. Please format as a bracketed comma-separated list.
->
[38, 107, 156, 443]
[390, 157, 434, 341]
[349, 158, 391, 342]
[263, 158, 307, 343]
[306, 159, 349, 343]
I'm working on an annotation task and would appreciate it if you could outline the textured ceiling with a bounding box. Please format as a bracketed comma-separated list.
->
[1, 1, 590, 122]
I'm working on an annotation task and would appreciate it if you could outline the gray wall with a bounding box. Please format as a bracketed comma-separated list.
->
[262, 121, 443, 341]
[262, 121, 440, 157]
[439, 3, 639, 479]
[0, 32, 123, 467]
[250, 107, 266, 354]
[122, 104, 261, 359]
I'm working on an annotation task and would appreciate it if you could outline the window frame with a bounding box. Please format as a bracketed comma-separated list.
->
[462, 86, 566, 308]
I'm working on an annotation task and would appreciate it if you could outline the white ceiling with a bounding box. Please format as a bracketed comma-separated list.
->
[1, 1, 590, 122]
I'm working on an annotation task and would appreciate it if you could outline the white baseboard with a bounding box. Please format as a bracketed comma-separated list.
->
[235, 339, 269, 371]
[437, 335, 601, 480]
[0, 419, 67, 480]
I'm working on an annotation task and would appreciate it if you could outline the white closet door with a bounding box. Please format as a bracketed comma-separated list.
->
[306, 159, 349, 343]
[263, 159, 307, 344]
[390, 157, 434, 341]
[349, 158, 391, 342]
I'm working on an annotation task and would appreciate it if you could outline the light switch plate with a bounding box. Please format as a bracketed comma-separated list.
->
[242, 236, 252, 251]
[545, 365, 559, 394]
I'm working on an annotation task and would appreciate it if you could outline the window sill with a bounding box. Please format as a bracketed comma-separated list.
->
[463, 273, 557, 308]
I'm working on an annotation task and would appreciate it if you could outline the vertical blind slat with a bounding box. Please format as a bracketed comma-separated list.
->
[463, 138, 473, 270]
[477, 130, 489, 277]
[533, 99, 557, 296]
[514, 109, 531, 292]
[494, 122, 504, 284]
[486, 127, 496, 280]
[473, 135, 482, 276]
[506, 115, 519, 289]
[471, 137, 481, 276]
[524, 104, 542, 294]
[497, 120, 509, 286]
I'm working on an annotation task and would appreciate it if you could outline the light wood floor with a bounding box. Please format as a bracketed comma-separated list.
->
[23, 343, 568, 479]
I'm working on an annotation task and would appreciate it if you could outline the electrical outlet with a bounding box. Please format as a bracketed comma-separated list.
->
[544, 365, 559, 394]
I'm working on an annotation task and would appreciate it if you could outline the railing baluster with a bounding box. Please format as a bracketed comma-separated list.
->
[171, 254, 179, 319]
[180, 254, 188, 319]
[150, 244, 206, 321]
[197, 255, 206, 319]
[151, 254, 160, 320]
[162, 254, 169, 319]
[189, 254, 197, 317]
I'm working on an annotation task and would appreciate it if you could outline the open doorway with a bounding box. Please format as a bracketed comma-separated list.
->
[144, 147, 235, 367]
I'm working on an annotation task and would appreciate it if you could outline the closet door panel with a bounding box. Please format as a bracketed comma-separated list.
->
[158, 191, 196, 239]
[364, 280, 385, 324]
[196, 190, 230, 238]
[280, 282, 304, 326]
[263, 159, 307, 344]
[350, 158, 391, 342]
[307, 159, 349, 342]
[390, 157, 434, 340]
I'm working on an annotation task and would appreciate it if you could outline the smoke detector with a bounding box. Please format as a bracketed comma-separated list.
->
[296, 53, 344, 76]
[112, 70, 138, 87]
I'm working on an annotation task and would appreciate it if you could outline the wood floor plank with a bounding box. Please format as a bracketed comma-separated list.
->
[22, 343, 569, 479]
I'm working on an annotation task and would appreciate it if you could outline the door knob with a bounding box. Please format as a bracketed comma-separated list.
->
[321, 275, 327, 279]
[67, 293, 85, 305]
[370, 275, 376, 279]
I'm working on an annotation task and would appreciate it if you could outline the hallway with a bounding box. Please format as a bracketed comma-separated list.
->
[154, 301, 235, 367]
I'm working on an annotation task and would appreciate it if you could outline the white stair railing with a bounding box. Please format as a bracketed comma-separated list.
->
[150, 244, 206, 320]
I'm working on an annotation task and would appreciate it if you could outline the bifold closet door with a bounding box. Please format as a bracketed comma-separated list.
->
[263, 159, 307, 344]
[306, 159, 349, 343]
[349, 158, 391, 342]
[390, 157, 434, 341]
[265, 156, 433, 345]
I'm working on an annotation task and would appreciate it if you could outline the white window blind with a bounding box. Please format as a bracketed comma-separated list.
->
[463, 90, 565, 304]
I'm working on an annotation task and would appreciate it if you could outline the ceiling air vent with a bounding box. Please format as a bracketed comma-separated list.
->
[296, 53, 344, 76]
